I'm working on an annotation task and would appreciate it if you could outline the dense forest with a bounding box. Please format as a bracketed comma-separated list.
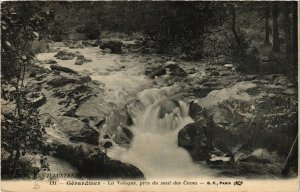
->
[1, 1, 298, 180]
[2, 2, 298, 78]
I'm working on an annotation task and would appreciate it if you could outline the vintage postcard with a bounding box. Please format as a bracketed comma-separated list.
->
[1, 1, 299, 192]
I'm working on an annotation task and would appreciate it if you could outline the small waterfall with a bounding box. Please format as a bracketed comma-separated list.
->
[114, 88, 214, 179]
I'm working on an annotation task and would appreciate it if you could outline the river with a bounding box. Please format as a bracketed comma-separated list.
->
[36, 43, 216, 178]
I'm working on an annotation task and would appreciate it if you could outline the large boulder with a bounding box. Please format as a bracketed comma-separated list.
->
[29, 66, 51, 79]
[75, 95, 113, 125]
[39, 75, 95, 119]
[25, 92, 46, 108]
[54, 50, 75, 60]
[144, 67, 166, 79]
[51, 116, 86, 137]
[164, 62, 187, 77]
[52, 143, 144, 179]
[144, 62, 187, 79]
[112, 125, 133, 146]
[50, 65, 78, 74]
[196, 81, 297, 158]
[75, 55, 92, 65]
[188, 100, 203, 120]
[99, 105, 140, 147]
[104, 109, 133, 136]
[47, 72, 91, 88]
[50, 116, 100, 145]
[100, 41, 123, 54]
[47, 76, 79, 87]
[70, 126, 99, 145]
[69, 41, 84, 49]
[42, 59, 57, 64]
[178, 117, 215, 161]
[102, 48, 111, 54]
[239, 148, 274, 164]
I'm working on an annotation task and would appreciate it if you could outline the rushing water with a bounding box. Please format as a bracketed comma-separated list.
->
[111, 89, 215, 179]
[36, 46, 152, 107]
[38, 45, 215, 178]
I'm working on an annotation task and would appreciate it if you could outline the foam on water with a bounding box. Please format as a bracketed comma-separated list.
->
[111, 89, 215, 179]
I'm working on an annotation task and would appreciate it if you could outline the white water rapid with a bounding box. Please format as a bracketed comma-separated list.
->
[111, 89, 215, 179]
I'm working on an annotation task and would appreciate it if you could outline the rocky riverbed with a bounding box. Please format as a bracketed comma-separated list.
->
[1, 37, 298, 179]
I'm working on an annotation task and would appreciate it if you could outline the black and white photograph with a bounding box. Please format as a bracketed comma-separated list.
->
[1, 1, 298, 191]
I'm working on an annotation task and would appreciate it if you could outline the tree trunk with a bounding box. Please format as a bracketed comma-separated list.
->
[290, 2, 298, 82]
[284, 3, 291, 58]
[281, 135, 298, 176]
[12, 150, 20, 178]
[264, 5, 271, 45]
[230, 5, 241, 48]
[272, 3, 280, 52]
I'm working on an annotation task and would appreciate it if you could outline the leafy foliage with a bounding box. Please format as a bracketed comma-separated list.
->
[1, 2, 53, 178]
[1, 2, 53, 78]
[1, 86, 46, 178]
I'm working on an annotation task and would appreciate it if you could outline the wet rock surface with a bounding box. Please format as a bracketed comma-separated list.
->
[51, 143, 144, 179]
[54, 50, 76, 60]
[42, 59, 57, 64]
[178, 118, 214, 161]
[99, 107, 135, 147]
[100, 40, 123, 54]
[69, 126, 100, 145]
[164, 62, 188, 78]
[75, 55, 93, 65]
[50, 65, 78, 74]
[144, 67, 166, 79]
[1, 57, 144, 178]
[35, 52, 147, 177]
[177, 72, 298, 176]
[144, 61, 187, 80]
[25, 92, 46, 108]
